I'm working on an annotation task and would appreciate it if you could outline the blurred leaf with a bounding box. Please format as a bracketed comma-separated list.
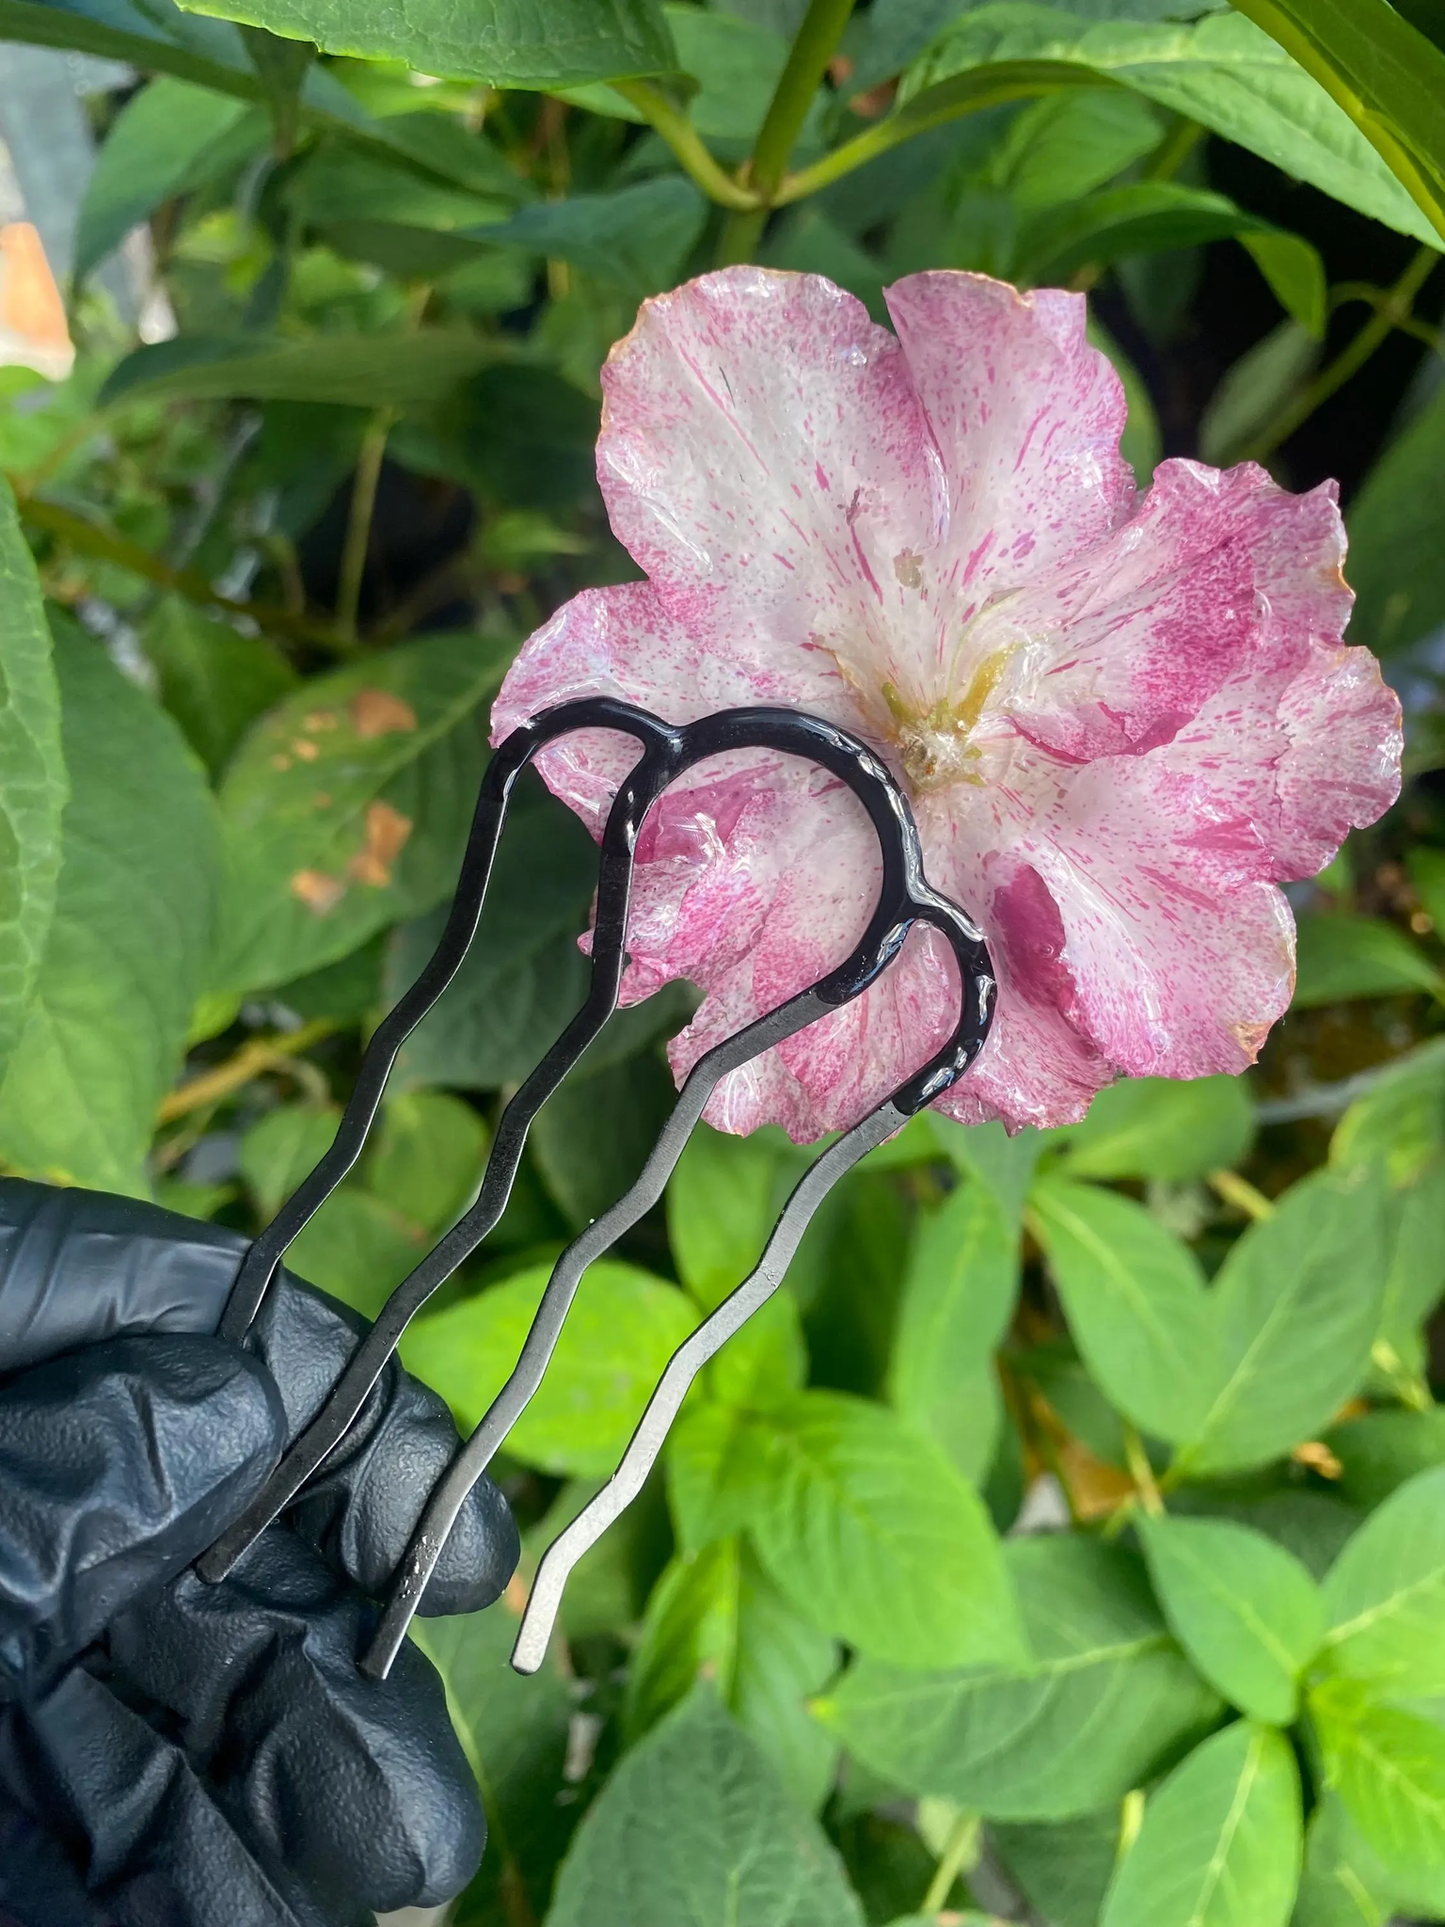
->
[708, 1290, 807, 1415]
[1330, 1038, 1445, 1186]
[1031, 1177, 1219, 1442]
[669, 1122, 786, 1312]
[990, 85, 1164, 208]
[100, 330, 495, 409]
[1293, 914, 1444, 1007]
[433, 363, 600, 512]
[1099, 1720, 1301, 1927]
[745, 1389, 1024, 1671]
[1348, 381, 1445, 657]
[899, 8, 1442, 245]
[993, 1811, 1125, 1927]
[490, 177, 707, 298]
[929, 1114, 1044, 1220]
[889, 1177, 1018, 1480]
[239, 1099, 339, 1217]
[1377, 1156, 1445, 1357]
[1198, 318, 1319, 465]
[1177, 1165, 1388, 1476]
[764, 207, 886, 320]
[292, 142, 517, 230]
[283, 1185, 428, 1318]
[1058, 1073, 1255, 1183]
[176, 0, 677, 89]
[0, 0, 261, 94]
[1138, 1512, 1325, 1723]
[400, 1258, 695, 1476]
[1240, 226, 1328, 335]
[1230, 0, 1445, 246]
[1293, 1800, 1398, 1927]
[0, 622, 217, 1195]
[1326, 1407, 1445, 1512]
[1310, 1680, 1445, 1911]
[1090, 313, 1162, 480]
[211, 629, 511, 994]
[1016, 179, 1296, 284]
[819, 1538, 1221, 1819]
[624, 1536, 839, 1810]
[363, 1088, 486, 1233]
[547, 1688, 865, 1927]
[414, 1600, 575, 1927]
[75, 76, 266, 281]
[1321, 1464, 1445, 1697]
[272, 931, 385, 1023]
[531, 1042, 679, 1228]
[140, 597, 297, 780]
[666, 1397, 780, 1551]
[0, 489, 63, 1086]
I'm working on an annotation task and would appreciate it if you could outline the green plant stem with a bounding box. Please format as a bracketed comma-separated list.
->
[1208, 1168, 1275, 1222]
[612, 78, 761, 212]
[15, 489, 338, 648]
[921, 1809, 980, 1916]
[718, 0, 858, 264]
[1238, 243, 1439, 462]
[336, 405, 397, 644]
[1123, 1425, 1164, 1518]
[157, 1018, 335, 1123]
[1143, 114, 1204, 182]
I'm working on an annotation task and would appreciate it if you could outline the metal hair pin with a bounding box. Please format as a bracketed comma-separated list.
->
[197, 699, 996, 1680]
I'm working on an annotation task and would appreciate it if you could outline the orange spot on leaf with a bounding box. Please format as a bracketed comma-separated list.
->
[291, 870, 347, 915]
[292, 738, 320, 762]
[348, 800, 412, 888]
[351, 689, 418, 738]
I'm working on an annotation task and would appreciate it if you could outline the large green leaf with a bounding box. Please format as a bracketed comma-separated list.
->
[283, 1187, 429, 1320]
[1326, 1407, 1445, 1512]
[140, 597, 296, 781]
[0, 621, 217, 1196]
[400, 1259, 696, 1476]
[1056, 1073, 1255, 1184]
[175, 0, 677, 89]
[210, 629, 511, 995]
[993, 1812, 1125, 1927]
[1176, 1166, 1388, 1476]
[1230, 0, 1445, 244]
[1100, 1721, 1301, 1927]
[487, 179, 708, 298]
[1030, 1176, 1219, 1443]
[1310, 1681, 1445, 1910]
[1293, 1796, 1402, 1927]
[899, 6, 1440, 245]
[548, 1689, 863, 1927]
[75, 77, 266, 281]
[819, 1537, 1220, 1819]
[1138, 1513, 1325, 1724]
[1321, 1464, 1445, 1698]
[668, 1122, 788, 1313]
[744, 1388, 1024, 1671]
[100, 330, 496, 411]
[412, 1602, 575, 1927]
[361, 1089, 487, 1235]
[1293, 914, 1444, 1007]
[0, 486, 64, 1085]
[1346, 382, 1445, 659]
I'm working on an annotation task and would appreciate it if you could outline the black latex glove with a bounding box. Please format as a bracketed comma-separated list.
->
[0, 1178, 519, 1927]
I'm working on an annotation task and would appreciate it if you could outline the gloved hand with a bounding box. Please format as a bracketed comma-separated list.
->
[0, 1177, 520, 1927]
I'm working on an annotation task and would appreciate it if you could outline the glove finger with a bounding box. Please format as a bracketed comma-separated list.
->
[108, 1526, 485, 1916]
[252, 1275, 518, 1616]
[0, 1335, 285, 1686]
[0, 1179, 246, 1371]
[11, 1659, 357, 1927]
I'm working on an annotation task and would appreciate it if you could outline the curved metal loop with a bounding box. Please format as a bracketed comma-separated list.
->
[199, 699, 995, 1635]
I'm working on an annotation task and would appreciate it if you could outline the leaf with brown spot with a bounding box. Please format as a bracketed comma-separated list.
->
[291, 869, 347, 915]
[351, 688, 418, 738]
[348, 800, 412, 888]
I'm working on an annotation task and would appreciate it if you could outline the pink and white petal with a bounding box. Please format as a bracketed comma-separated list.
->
[980, 463, 1353, 768]
[1273, 645, 1402, 881]
[598, 268, 940, 671]
[883, 273, 1135, 619]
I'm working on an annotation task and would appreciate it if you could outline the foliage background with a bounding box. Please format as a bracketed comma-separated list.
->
[2, 0, 1445, 1922]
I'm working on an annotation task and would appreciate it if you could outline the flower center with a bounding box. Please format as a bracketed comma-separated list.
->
[881, 648, 1012, 794]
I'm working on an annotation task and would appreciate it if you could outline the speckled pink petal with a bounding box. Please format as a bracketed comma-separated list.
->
[1273, 646, 1403, 880]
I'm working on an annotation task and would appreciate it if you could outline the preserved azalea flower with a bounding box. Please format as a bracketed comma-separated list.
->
[492, 268, 1403, 1139]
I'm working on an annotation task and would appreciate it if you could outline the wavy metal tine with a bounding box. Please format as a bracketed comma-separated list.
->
[355, 986, 838, 1680]
[509, 1100, 905, 1675]
[197, 741, 669, 1586]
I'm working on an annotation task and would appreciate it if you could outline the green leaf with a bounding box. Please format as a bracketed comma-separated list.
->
[928, 1114, 1045, 1220]
[1326, 1408, 1445, 1513]
[175, 0, 677, 89]
[1014, 179, 1305, 288]
[1030, 1176, 1219, 1443]
[400, 1259, 696, 1476]
[531, 1041, 679, 1228]
[668, 1122, 788, 1313]
[1293, 915, 1444, 1007]
[547, 1688, 865, 1927]
[745, 1389, 1023, 1671]
[1310, 1680, 1445, 1908]
[0, 621, 217, 1195]
[240, 1100, 339, 1218]
[1293, 1795, 1402, 1927]
[900, 6, 1442, 244]
[1346, 381, 1445, 658]
[625, 1537, 839, 1810]
[707, 1290, 807, 1416]
[361, 1089, 486, 1235]
[283, 1187, 429, 1320]
[139, 597, 297, 781]
[1198, 319, 1319, 467]
[1058, 1074, 1255, 1184]
[1321, 1464, 1445, 1698]
[0, 0, 258, 94]
[1376, 1156, 1445, 1360]
[990, 85, 1165, 208]
[211, 629, 511, 995]
[1138, 1513, 1326, 1723]
[993, 1811, 1125, 1927]
[1100, 1720, 1301, 1927]
[1330, 1038, 1445, 1187]
[488, 178, 707, 298]
[411, 1601, 574, 1927]
[0, 488, 64, 1084]
[1177, 1165, 1389, 1477]
[889, 1177, 1018, 1480]
[818, 1537, 1221, 1819]
[100, 330, 495, 410]
[1229, 0, 1445, 244]
[666, 1398, 780, 1551]
[75, 76, 266, 281]
[1240, 226, 1328, 336]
